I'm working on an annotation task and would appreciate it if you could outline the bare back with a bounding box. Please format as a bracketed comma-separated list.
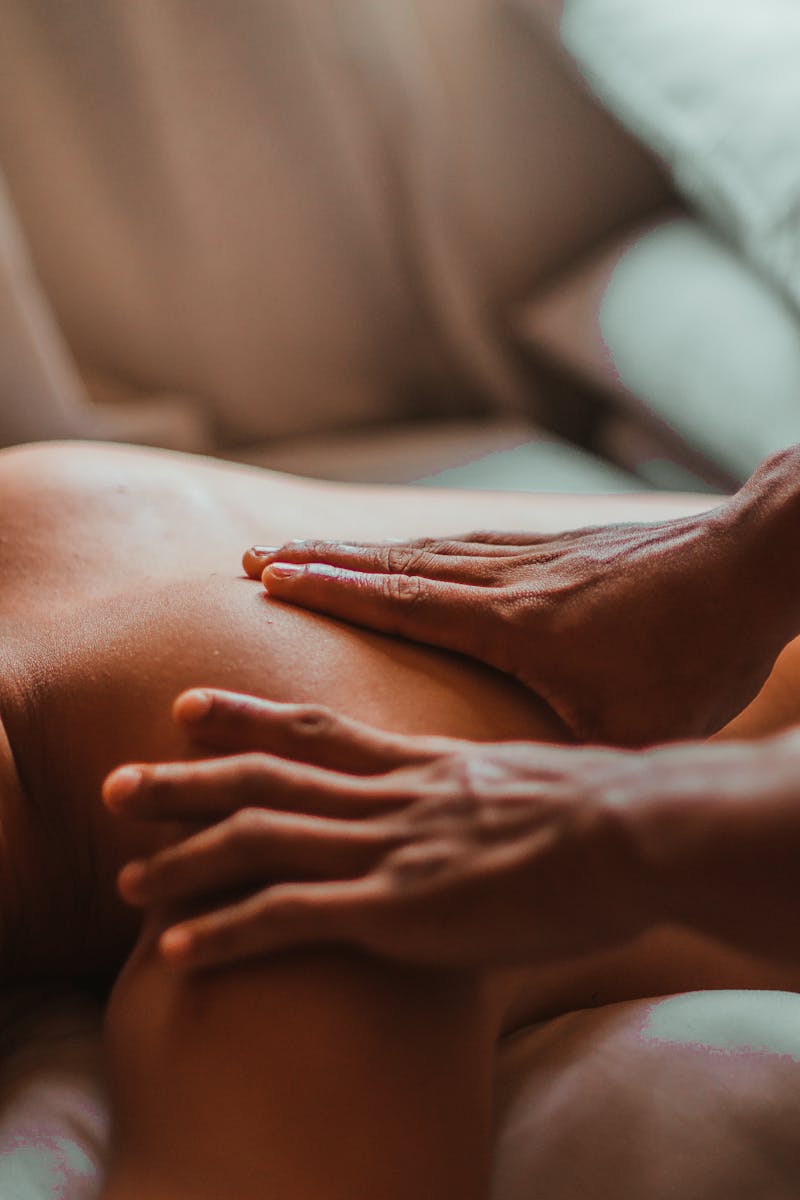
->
[0, 441, 567, 978]
[2, 440, 798, 1016]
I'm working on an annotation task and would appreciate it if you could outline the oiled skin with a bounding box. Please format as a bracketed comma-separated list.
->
[0, 441, 565, 981]
[1, 440, 799, 1017]
[2, 442, 800, 1199]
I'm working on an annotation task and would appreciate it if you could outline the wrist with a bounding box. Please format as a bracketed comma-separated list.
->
[589, 750, 681, 940]
[618, 735, 800, 957]
[617, 745, 724, 933]
[721, 445, 800, 645]
[598, 749, 682, 935]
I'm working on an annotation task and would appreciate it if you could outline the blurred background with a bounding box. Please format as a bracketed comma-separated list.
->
[2, 0, 799, 498]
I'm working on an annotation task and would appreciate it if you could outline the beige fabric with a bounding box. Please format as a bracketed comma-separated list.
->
[0, 1, 667, 451]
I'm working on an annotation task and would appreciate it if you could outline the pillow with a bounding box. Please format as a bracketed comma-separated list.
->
[517, 215, 800, 481]
[546, 0, 800, 315]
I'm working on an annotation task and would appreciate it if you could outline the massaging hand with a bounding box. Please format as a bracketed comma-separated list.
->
[103, 689, 648, 970]
[243, 505, 778, 747]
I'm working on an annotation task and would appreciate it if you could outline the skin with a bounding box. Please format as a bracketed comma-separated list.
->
[233, 447, 800, 745]
[2, 439, 800, 1199]
[0, 434, 727, 989]
[108, 695, 642, 969]
[99, 448, 800, 978]
[1, 14, 778, 1192]
[0, 441, 559, 1199]
[108, 693, 800, 974]
[0, 439, 569, 977]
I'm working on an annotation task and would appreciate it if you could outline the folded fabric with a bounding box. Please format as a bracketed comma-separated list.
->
[556, 0, 800, 316]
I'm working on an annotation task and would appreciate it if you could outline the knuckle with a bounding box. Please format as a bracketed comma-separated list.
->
[315, 541, 343, 561]
[287, 704, 336, 740]
[463, 529, 498, 544]
[224, 693, 280, 728]
[285, 538, 320, 556]
[228, 807, 269, 847]
[412, 794, 480, 838]
[466, 558, 506, 586]
[148, 850, 177, 885]
[383, 572, 426, 610]
[144, 768, 176, 802]
[383, 840, 459, 885]
[383, 544, 413, 574]
[383, 544, 437, 577]
[236, 753, 272, 796]
[406, 757, 488, 833]
[363, 824, 405, 866]
[274, 892, 312, 923]
[496, 582, 536, 637]
[431, 753, 484, 798]
[447, 755, 491, 803]
[194, 920, 236, 958]
[501, 579, 529, 612]
[218, 691, 257, 720]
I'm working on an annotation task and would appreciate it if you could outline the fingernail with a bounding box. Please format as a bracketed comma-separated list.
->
[265, 562, 303, 580]
[161, 927, 193, 960]
[176, 690, 213, 723]
[249, 546, 278, 558]
[103, 766, 142, 809]
[118, 861, 147, 899]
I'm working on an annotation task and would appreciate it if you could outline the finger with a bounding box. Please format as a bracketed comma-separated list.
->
[243, 530, 597, 580]
[392, 531, 581, 551]
[248, 541, 507, 583]
[260, 565, 501, 659]
[453, 530, 559, 547]
[368, 536, 539, 559]
[453, 529, 610, 551]
[158, 877, 388, 967]
[245, 539, 471, 575]
[103, 753, 415, 822]
[118, 808, 398, 906]
[244, 535, 558, 574]
[172, 690, 441, 773]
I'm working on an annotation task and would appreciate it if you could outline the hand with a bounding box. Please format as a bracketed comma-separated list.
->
[241, 502, 784, 746]
[102, 688, 650, 970]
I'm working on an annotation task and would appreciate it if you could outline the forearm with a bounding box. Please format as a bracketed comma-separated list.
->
[624, 732, 800, 963]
